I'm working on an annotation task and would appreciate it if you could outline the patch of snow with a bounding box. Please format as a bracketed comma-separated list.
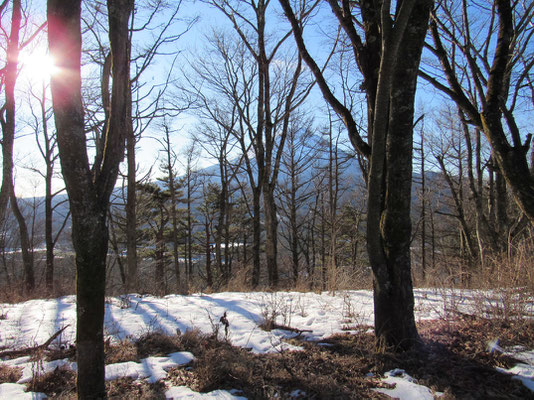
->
[165, 386, 247, 399]
[105, 361, 143, 380]
[140, 352, 195, 383]
[495, 346, 534, 392]
[0, 382, 47, 399]
[497, 363, 534, 391]
[497, 346, 534, 393]
[1, 289, 527, 399]
[375, 369, 442, 400]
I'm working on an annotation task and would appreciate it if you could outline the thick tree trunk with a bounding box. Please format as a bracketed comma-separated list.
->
[0, 0, 35, 292]
[279, 0, 431, 348]
[73, 207, 108, 399]
[481, 113, 534, 225]
[48, 0, 132, 397]
[0, 0, 21, 223]
[366, 0, 430, 350]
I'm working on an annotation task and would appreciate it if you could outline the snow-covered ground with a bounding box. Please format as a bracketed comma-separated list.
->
[0, 289, 532, 399]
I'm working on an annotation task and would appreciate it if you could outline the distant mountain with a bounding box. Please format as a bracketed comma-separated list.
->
[13, 153, 446, 250]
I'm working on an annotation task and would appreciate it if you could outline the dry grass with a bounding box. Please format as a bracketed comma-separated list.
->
[26, 365, 76, 398]
[0, 364, 22, 383]
[2, 314, 533, 399]
[105, 338, 138, 364]
[168, 331, 387, 399]
[107, 378, 166, 399]
[165, 315, 534, 400]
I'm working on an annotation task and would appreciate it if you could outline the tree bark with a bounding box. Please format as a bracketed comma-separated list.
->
[0, 0, 35, 292]
[280, 0, 431, 349]
[126, 116, 138, 292]
[424, 0, 534, 227]
[263, 183, 278, 287]
[47, 0, 133, 397]
[251, 187, 261, 287]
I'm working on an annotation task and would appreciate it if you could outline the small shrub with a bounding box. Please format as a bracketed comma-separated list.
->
[135, 331, 182, 359]
[106, 338, 138, 364]
[26, 365, 76, 398]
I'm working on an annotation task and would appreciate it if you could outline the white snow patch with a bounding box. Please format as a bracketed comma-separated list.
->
[497, 363, 534, 391]
[497, 347, 534, 392]
[0, 383, 47, 399]
[165, 386, 247, 399]
[9, 358, 76, 384]
[375, 369, 442, 400]
[1, 289, 533, 399]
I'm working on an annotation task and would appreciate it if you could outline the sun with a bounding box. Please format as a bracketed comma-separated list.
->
[19, 49, 59, 86]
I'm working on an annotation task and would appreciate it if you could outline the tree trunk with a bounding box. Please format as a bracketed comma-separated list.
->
[10, 193, 34, 291]
[45, 185, 54, 290]
[126, 122, 138, 292]
[205, 218, 212, 288]
[366, 0, 430, 349]
[0, 0, 35, 292]
[48, 0, 132, 397]
[290, 195, 299, 284]
[155, 229, 166, 295]
[251, 188, 261, 287]
[186, 175, 193, 286]
[73, 207, 108, 399]
[263, 184, 278, 287]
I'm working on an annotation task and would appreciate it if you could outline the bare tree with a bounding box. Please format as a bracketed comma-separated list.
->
[178, 141, 200, 286]
[277, 118, 318, 284]
[187, 1, 312, 287]
[421, 0, 534, 225]
[28, 84, 70, 292]
[0, 0, 46, 292]
[47, 0, 133, 396]
[82, 0, 192, 292]
[280, 0, 432, 349]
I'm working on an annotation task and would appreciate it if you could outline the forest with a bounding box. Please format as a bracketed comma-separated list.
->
[0, 0, 534, 399]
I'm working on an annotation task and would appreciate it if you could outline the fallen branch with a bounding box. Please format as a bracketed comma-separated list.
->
[0, 325, 69, 359]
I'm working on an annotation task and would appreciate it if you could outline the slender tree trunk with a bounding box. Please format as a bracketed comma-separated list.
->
[290, 194, 299, 284]
[11, 194, 34, 291]
[251, 188, 261, 287]
[263, 184, 278, 287]
[41, 95, 56, 292]
[155, 228, 166, 295]
[126, 120, 138, 292]
[45, 176, 54, 290]
[215, 185, 226, 284]
[420, 137, 426, 282]
[0, 0, 34, 292]
[205, 218, 212, 288]
[186, 175, 193, 284]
